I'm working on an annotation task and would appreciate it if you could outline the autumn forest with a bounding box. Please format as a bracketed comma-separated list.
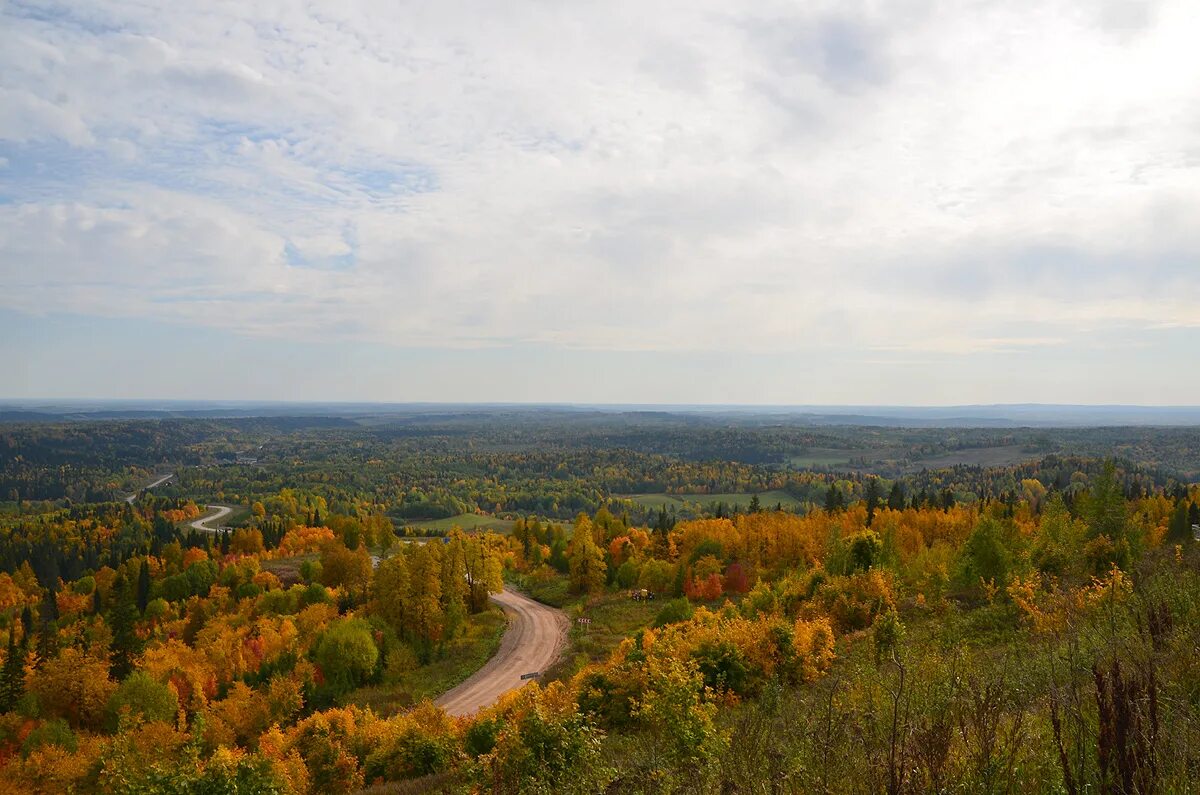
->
[0, 410, 1197, 793]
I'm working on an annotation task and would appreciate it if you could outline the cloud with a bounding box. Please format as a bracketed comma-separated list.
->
[0, 0, 1198, 361]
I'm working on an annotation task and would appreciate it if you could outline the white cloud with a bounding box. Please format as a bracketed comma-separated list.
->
[1, 0, 1198, 358]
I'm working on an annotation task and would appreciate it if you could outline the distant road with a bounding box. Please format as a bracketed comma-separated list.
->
[123, 472, 175, 504]
[435, 587, 569, 717]
[189, 504, 233, 533]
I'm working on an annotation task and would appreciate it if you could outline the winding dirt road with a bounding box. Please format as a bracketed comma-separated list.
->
[124, 472, 174, 504]
[435, 587, 570, 717]
[128, 469, 565, 716]
[189, 504, 233, 532]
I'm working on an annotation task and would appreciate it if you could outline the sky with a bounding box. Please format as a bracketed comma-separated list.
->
[2, 0, 1199, 405]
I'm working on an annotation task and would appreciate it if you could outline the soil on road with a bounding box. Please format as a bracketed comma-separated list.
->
[124, 472, 174, 504]
[435, 587, 570, 717]
[190, 504, 233, 532]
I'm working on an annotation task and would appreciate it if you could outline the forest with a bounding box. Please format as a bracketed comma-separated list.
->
[0, 413, 1197, 793]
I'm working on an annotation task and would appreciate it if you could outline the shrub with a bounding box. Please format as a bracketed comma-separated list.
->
[654, 598, 695, 628]
[107, 671, 179, 730]
[314, 618, 379, 694]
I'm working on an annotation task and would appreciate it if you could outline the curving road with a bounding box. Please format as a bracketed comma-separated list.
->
[128, 470, 566, 715]
[435, 587, 570, 717]
[189, 504, 233, 532]
[124, 472, 175, 504]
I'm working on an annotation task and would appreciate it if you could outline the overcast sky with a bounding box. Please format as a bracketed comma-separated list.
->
[3, 0, 1198, 404]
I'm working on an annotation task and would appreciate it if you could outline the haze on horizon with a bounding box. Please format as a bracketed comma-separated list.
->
[3, 1, 1199, 405]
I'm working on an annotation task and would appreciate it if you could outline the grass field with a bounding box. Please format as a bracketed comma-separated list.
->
[908, 445, 1040, 471]
[540, 588, 661, 683]
[787, 448, 858, 468]
[218, 504, 253, 526]
[785, 445, 1041, 473]
[402, 513, 516, 533]
[344, 606, 506, 717]
[616, 489, 803, 511]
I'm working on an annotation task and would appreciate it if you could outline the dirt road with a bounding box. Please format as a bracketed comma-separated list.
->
[124, 472, 174, 504]
[435, 587, 569, 717]
[189, 504, 233, 532]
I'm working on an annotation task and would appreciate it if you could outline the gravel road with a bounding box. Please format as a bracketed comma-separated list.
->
[435, 587, 569, 717]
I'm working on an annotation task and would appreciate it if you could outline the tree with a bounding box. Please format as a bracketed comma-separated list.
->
[29, 646, 116, 730]
[314, 619, 379, 694]
[35, 614, 58, 670]
[136, 559, 151, 614]
[319, 541, 372, 602]
[370, 554, 410, 637]
[847, 531, 883, 573]
[106, 670, 178, 729]
[1032, 493, 1084, 576]
[615, 560, 640, 588]
[569, 526, 607, 595]
[958, 516, 1017, 592]
[887, 483, 906, 512]
[1084, 461, 1138, 571]
[0, 631, 25, 712]
[864, 478, 882, 527]
[1166, 499, 1191, 544]
[437, 535, 468, 637]
[406, 544, 444, 658]
[748, 494, 761, 514]
[638, 559, 675, 594]
[109, 576, 142, 680]
[825, 485, 845, 513]
[462, 534, 503, 613]
[548, 537, 569, 573]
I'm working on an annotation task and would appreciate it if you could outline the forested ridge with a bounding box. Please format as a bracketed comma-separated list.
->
[0, 415, 1198, 792]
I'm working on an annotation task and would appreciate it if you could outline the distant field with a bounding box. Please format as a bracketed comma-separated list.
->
[787, 448, 858, 468]
[617, 490, 803, 510]
[402, 513, 516, 533]
[786, 445, 1043, 474]
[616, 493, 684, 509]
[909, 445, 1040, 470]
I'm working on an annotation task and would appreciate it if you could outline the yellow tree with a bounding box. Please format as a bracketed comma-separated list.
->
[370, 554, 410, 637]
[320, 541, 372, 602]
[569, 525, 607, 595]
[28, 647, 116, 730]
[440, 534, 469, 637]
[405, 544, 444, 658]
[462, 533, 504, 613]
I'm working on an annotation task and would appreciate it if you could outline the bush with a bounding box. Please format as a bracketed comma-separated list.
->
[314, 619, 379, 694]
[21, 718, 76, 757]
[813, 571, 894, 633]
[465, 717, 500, 757]
[107, 671, 178, 730]
[302, 582, 331, 606]
[615, 560, 640, 588]
[847, 531, 883, 572]
[654, 598, 694, 628]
